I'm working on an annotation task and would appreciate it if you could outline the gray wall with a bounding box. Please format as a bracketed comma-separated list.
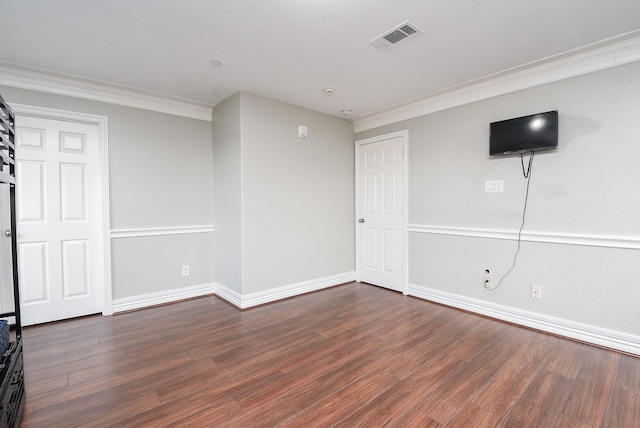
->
[9, 57, 636, 338]
[355, 61, 640, 336]
[111, 233, 214, 297]
[212, 93, 244, 294]
[3, 84, 355, 304]
[241, 93, 355, 294]
[212, 92, 355, 295]
[0, 86, 215, 300]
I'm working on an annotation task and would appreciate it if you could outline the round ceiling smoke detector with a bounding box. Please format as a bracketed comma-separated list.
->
[323, 87, 336, 95]
[341, 109, 353, 116]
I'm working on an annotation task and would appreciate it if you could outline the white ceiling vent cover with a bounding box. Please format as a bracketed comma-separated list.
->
[370, 21, 423, 50]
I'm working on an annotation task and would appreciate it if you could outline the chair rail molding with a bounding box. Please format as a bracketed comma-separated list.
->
[407, 224, 640, 250]
[110, 225, 215, 239]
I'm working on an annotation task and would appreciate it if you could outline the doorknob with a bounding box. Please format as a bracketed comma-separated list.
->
[4, 229, 10, 237]
[358, 218, 365, 223]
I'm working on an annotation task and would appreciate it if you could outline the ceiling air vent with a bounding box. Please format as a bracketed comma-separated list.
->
[370, 21, 423, 50]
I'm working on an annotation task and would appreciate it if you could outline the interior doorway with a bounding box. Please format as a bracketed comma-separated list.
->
[355, 130, 408, 293]
[13, 105, 111, 325]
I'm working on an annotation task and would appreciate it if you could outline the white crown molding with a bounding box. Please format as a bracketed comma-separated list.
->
[408, 284, 640, 356]
[354, 30, 640, 133]
[0, 61, 213, 121]
[407, 224, 640, 250]
[215, 271, 356, 309]
[110, 225, 215, 239]
[112, 283, 216, 313]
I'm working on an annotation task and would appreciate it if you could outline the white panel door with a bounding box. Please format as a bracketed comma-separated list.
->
[15, 115, 104, 325]
[357, 135, 404, 292]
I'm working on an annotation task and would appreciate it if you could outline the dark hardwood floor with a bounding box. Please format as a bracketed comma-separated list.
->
[18, 282, 640, 427]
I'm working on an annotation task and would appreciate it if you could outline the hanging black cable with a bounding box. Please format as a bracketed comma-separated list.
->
[493, 151, 534, 290]
[521, 150, 534, 178]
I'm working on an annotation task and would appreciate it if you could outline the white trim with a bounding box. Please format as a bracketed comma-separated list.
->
[110, 225, 215, 239]
[112, 283, 216, 313]
[408, 283, 640, 356]
[11, 103, 114, 316]
[0, 61, 213, 121]
[407, 224, 640, 250]
[239, 93, 246, 295]
[213, 283, 244, 308]
[354, 30, 640, 132]
[100, 115, 113, 315]
[355, 130, 409, 294]
[215, 272, 356, 309]
[11, 103, 110, 125]
[403, 134, 409, 295]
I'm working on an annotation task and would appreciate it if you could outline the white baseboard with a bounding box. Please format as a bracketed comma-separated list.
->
[213, 283, 243, 308]
[215, 271, 356, 309]
[111, 272, 355, 314]
[408, 283, 640, 356]
[112, 283, 216, 313]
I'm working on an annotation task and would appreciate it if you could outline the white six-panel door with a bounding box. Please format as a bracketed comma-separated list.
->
[357, 133, 405, 292]
[15, 114, 104, 325]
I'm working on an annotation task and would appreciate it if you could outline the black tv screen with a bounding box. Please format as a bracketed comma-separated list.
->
[490, 110, 558, 156]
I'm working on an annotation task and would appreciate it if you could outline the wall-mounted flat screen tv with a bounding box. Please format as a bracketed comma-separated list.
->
[490, 110, 558, 156]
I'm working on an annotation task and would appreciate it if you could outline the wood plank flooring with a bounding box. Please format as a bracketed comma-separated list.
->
[18, 282, 640, 427]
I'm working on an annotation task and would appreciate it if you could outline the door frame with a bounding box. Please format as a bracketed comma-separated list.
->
[355, 129, 409, 295]
[11, 103, 113, 316]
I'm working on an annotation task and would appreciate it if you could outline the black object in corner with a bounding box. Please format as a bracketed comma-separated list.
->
[0, 94, 25, 428]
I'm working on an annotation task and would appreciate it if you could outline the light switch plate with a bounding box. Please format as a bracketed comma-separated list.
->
[485, 180, 504, 193]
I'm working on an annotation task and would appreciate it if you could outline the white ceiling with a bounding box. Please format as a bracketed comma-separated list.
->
[2, 0, 640, 121]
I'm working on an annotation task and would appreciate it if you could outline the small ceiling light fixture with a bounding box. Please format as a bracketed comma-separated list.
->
[209, 60, 223, 67]
[323, 87, 336, 95]
[341, 109, 353, 116]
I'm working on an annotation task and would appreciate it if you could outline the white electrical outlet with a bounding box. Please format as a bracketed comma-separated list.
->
[484, 275, 492, 290]
[182, 265, 190, 276]
[531, 285, 541, 299]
